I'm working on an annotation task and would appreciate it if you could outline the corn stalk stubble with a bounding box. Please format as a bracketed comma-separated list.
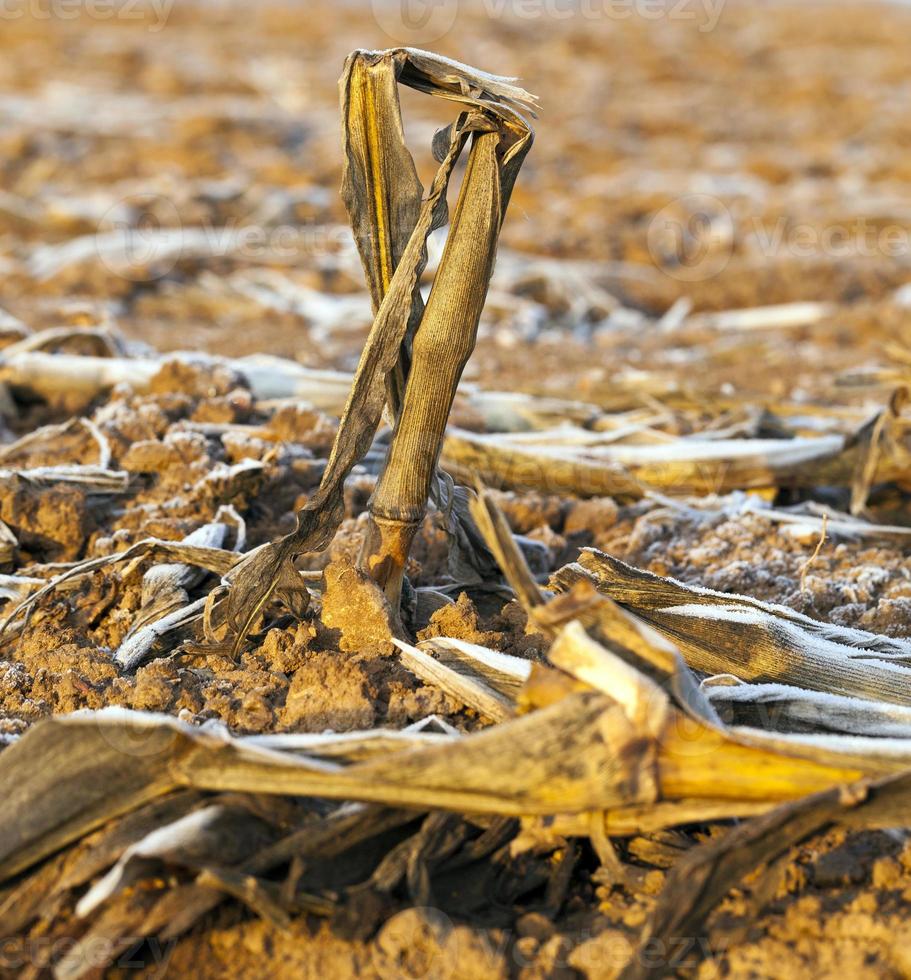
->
[220, 49, 535, 651]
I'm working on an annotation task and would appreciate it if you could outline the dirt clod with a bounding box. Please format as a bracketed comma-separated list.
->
[321, 557, 395, 656]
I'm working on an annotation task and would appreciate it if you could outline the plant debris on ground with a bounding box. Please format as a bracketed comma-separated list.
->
[3, 3, 911, 979]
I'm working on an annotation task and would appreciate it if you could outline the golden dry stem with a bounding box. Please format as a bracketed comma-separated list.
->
[361, 130, 504, 607]
[357, 514, 420, 612]
[217, 50, 535, 651]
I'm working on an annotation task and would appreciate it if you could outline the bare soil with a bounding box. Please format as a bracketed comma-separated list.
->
[4, 1, 911, 977]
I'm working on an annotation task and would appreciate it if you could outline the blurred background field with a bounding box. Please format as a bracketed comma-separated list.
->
[2, 0, 911, 407]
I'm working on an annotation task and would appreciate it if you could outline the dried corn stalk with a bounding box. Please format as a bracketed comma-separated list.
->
[220, 49, 535, 650]
[115, 511, 245, 671]
[0, 535, 244, 646]
[11, 582, 911, 975]
[9, 613, 911, 882]
[443, 418, 911, 497]
[558, 549, 911, 705]
[0, 328, 605, 431]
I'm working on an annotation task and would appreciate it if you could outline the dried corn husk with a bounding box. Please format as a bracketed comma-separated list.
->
[9, 613, 911, 886]
[443, 423, 911, 497]
[557, 549, 911, 705]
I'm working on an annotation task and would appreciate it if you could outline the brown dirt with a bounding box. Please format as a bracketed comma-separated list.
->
[3, 1, 911, 977]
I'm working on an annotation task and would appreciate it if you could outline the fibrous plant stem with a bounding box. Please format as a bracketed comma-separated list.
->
[219, 50, 534, 651]
[360, 130, 503, 609]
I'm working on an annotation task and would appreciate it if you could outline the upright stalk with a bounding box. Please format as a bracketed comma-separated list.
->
[359, 130, 503, 609]
[219, 50, 534, 653]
